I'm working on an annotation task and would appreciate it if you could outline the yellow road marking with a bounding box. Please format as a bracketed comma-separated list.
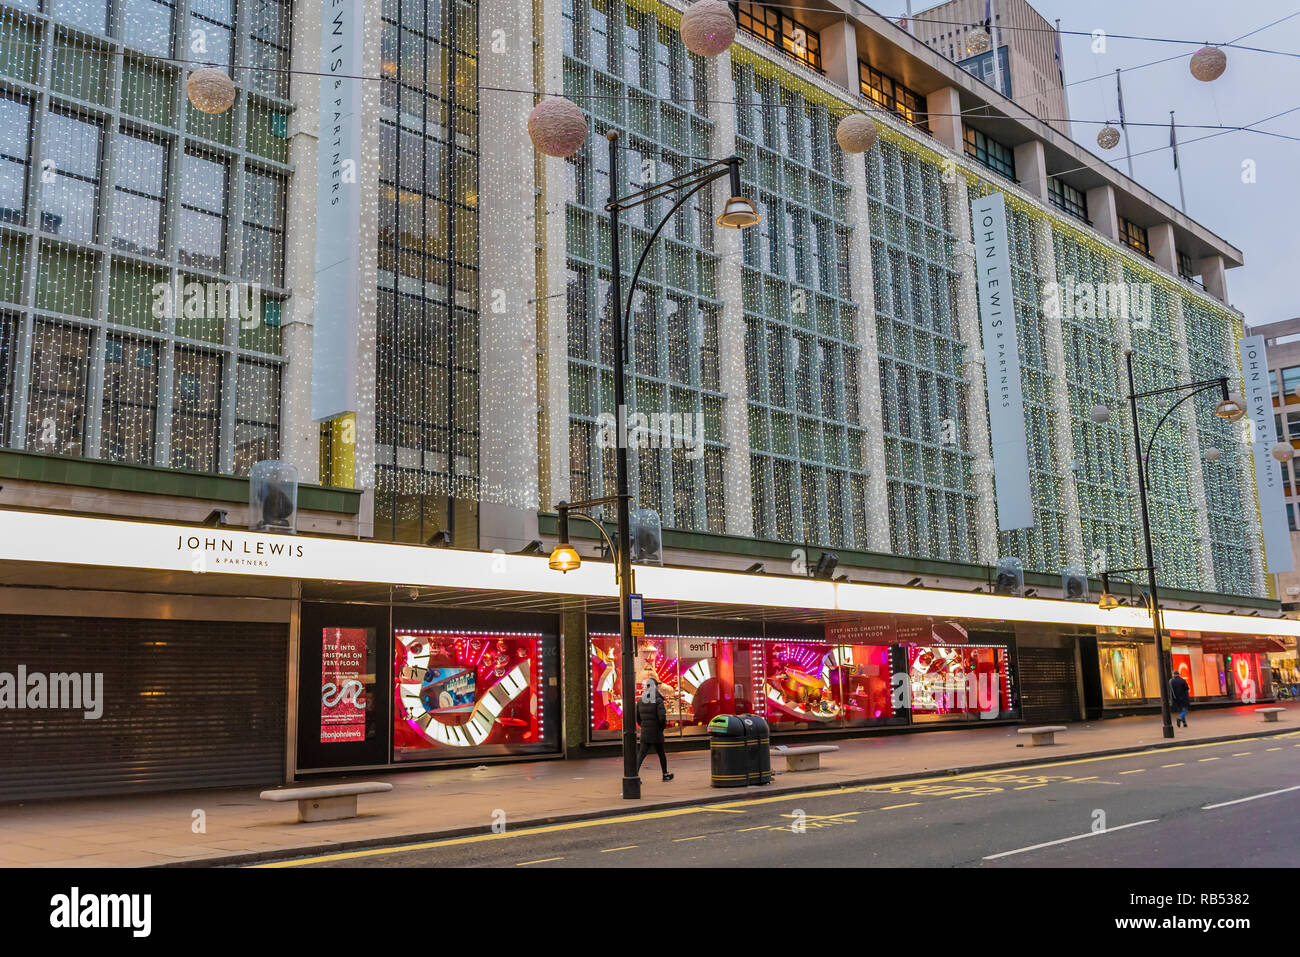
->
[1232, 752, 1252, 756]
[950, 793, 986, 799]
[880, 802, 921, 810]
[1071, 776, 1098, 782]
[252, 731, 1297, 867]
[1119, 769, 1146, 775]
[701, 806, 749, 813]
[673, 835, 706, 843]
[737, 825, 771, 832]
[601, 846, 637, 853]
[1199, 757, 1220, 762]
[1268, 748, 1283, 752]
[1162, 763, 1185, 768]
[517, 857, 562, 866]
[1014, 784, 1049, 789]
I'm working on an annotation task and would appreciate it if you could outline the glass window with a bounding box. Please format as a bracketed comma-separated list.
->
[171, 348, 222, 471]
[40, 110, 103, 242]
[1099, 643, 1145, 700]
[101, 335, 158, 464]
[1281, 365, 1300, 398]
[53, 0, 109, 35]
[111, 131, 167, 256]
[121, 0, 174, 56]
[736, 1, 821, 72]
[962, 126, 1015, 180]
[26, 321, 91, 457]
[0, 96, 32, 226]
[858, 62, 926, 130]
[178, 151, 227, 271]
[233, 359, 280, 474]
[242, 168, 285, 286]
[1119, 218, 1150, 257]
[247, 0, 291, 98]
[190, 0, 234, 68]
[1048, 177, 1087, 222]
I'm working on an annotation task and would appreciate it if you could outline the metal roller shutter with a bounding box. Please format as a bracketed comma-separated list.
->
[0, 615, 286, 801]
[1016, 646, 1080, 724]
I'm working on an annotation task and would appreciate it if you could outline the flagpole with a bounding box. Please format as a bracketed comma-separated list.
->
[1054, 18, 1069, 138]
[1171, 110, 1187, 213]
[990, 0, 1003, 97]
[1116, 69, 1134, 178]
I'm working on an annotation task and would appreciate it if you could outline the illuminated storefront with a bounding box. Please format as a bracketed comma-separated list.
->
[1092, 629, 1282, 709]
[587, 614, 1018, 741]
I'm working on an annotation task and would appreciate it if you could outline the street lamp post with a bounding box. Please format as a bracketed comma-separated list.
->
[550, 131, 758, 800]
[1118, 348, 1244, 739]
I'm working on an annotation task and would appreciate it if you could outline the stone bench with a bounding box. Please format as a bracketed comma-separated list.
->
[772, 744, 839, 771]
[1017, 725, 1067, 746]
[1255, 707, 1286, 723]
[259, 782, 394, 822]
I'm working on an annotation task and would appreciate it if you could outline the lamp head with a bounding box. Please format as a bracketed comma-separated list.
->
[1214, 395, 1245, 422]
[1098, 592, 1120, 611]
[548, 544, 582, 573]
[716, 195, 761, 229]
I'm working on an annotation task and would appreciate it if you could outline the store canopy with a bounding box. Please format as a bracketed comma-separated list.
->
[0, 510, 1296, 640]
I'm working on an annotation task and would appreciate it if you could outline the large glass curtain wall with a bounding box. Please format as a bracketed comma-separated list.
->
[0, 0, 287, 474]
[866, 137, 977, 563]
[376, 0, 480, 544]
[734, 62, 864, 549]
[562, 0, 727, 532]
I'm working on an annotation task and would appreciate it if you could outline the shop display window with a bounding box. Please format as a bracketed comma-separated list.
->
[321, 627, 376, 743]
[1227, 653, 1263, 703]
[1202, 653, 1227, 697]
[764, 641, 894, 729]
[1170, 649, 1195, 699]
[907, 645, 1008, 720]
[393, 630, 549, 760]
[1099, 643, 1145, 701]
[590, 633, 760, 739]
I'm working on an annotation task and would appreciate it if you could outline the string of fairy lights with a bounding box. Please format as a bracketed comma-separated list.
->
[0, 0, 1272, 595]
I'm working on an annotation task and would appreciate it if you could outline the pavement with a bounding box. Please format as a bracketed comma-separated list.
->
[0, 702, 1295, 868]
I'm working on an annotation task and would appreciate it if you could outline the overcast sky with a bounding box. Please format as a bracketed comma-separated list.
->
[996, 0, 1300, 328]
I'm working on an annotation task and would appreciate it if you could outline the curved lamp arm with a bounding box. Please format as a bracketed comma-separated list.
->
[568, 511, 621, 583]
[1141, 380, 1227, 479]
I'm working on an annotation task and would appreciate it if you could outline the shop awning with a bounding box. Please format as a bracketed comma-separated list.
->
[0, 510, 1295, 639]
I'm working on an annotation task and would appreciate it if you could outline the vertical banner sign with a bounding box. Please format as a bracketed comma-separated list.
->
[1239, 335, 1293, 572]
[312, 0, 364, 421]
[321, 627, 368, 743]
[971, 193, 1034, 531]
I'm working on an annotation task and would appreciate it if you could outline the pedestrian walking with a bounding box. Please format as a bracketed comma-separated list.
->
[635, 678, 673, 781]
[1169, 671, 1191, 728]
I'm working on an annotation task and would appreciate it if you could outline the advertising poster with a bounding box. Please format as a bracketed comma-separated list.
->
[321, 627, 368, 743]
[393, 630, 542, 756]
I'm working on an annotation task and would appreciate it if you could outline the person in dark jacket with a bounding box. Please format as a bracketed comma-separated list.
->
[1169, 672, 1191, 727]
[635, 679, 673, 781]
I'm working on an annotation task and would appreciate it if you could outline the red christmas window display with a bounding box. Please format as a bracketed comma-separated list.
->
[907, 644, 1009, 717]
[763, 641, 894, 728]
[394, 630, 543, 752]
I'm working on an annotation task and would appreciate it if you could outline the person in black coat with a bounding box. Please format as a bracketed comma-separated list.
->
[635, 679, 674, 781]
[1169, 672, 1191, 728]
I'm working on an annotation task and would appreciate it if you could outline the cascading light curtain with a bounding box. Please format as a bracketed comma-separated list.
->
[0, 0, 288, 475]
[562, 0, 726, 532]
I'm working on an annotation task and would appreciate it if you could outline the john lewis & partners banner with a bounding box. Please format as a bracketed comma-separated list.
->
[312, 0, 364, 421]
[971, 193, 1034, 531]
[1240, 334, 1293, 573]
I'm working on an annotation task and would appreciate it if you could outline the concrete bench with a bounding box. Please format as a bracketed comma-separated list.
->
[1255, 707, 1286, 723]
[260, 782, 393, 822]
[772, 745, 839, 771]
[1017, 725, 1067, 746]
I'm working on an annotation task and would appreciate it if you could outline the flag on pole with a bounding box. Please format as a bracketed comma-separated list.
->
[1170, 112, 1180, 169]
[1116, 70, 1127, 129]
[1053, 22, 1064, 79]
[984, 0, 993, 33]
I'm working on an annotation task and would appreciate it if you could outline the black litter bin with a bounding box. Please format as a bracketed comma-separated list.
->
[707, 713, 773, 787]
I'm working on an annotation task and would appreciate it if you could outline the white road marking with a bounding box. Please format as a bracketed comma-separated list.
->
[1201, 785, 1300, 810]
[982, 819, 1159, 861]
